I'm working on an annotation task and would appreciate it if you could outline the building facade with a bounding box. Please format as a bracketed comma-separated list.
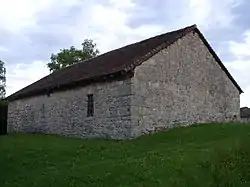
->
[7, 25, 242, 139]
[240, 107, 250, 123]
[131, 32, 240, 137]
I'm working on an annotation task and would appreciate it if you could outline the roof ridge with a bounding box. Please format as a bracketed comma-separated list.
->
[51, 24, 198, 74]
[8, 24, 242, 101]
[52, 25, 198, 75]
[123, 24, 197, 72]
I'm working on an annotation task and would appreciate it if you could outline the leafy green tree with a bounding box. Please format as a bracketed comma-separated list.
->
[47, 39, 99, 73]
[0, 60, 6, 99]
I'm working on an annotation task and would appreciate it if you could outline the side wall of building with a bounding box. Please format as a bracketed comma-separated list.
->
[240, 117, 250, 123]
[131, 31, 240, 136]
[8, 78, 134, 139]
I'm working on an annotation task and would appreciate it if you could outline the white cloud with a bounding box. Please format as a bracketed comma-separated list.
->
[71, 0, 164, 53]
[0, 46, 8, 52]
[229, 31, 250, 57]
[6, 61, 49, 96]
[109, 0, 136, 9]
[226, 30, 250, 107]
[72, 0, 241, 53]
[187, 0, 242, 29]
[0, 0, 83, 32]
[0, 0, 51, 32]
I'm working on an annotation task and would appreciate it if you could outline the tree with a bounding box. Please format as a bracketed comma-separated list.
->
[47, 39, 99, 73]
[0, 60, 6, 99]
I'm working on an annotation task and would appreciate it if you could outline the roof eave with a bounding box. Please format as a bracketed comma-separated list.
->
[6, 70, 134, 101]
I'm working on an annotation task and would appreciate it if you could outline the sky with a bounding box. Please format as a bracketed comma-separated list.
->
[0, 0, 249, 107]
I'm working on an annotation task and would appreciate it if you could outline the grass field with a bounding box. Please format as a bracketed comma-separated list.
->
[1, 123, 250, 187]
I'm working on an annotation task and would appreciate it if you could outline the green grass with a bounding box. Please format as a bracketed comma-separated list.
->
[1, 123, 250, 187]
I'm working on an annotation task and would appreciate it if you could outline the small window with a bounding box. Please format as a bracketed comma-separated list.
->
[87, 94, 94, 117]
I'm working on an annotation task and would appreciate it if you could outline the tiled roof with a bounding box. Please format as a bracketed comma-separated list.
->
[7, 24, 243, 101]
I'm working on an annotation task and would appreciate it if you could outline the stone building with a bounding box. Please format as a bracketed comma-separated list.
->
[240, 107, 250, 123]
[7, 25, 243, 139]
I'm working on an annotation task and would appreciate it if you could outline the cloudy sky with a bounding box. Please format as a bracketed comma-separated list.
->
[0, 0, 249, 106]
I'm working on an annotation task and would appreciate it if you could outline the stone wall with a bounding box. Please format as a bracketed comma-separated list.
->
[240, 118, 250, 123]
[131, 31, 240, 136]
[8, 31, 241, 139]
[8, 78, 134, 139]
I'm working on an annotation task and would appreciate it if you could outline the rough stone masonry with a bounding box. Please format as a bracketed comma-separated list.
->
[130, 32, 240, 137]
[7, 25, 242, 139]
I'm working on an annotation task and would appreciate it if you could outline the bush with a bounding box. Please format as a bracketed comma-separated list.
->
[0, 100, 8, 135]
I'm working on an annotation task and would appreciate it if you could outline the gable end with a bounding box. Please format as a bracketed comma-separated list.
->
[193, 28, 243, 94]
